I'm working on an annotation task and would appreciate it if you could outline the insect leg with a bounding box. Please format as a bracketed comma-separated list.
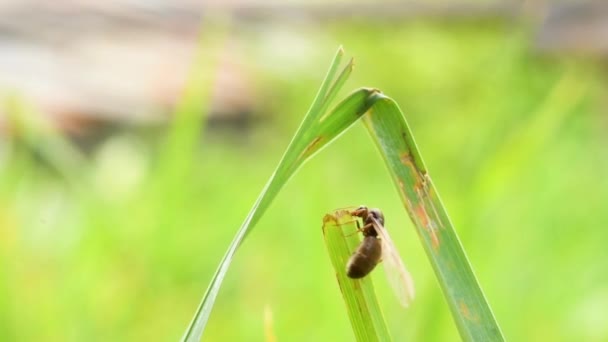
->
[340, 220, 376, 238]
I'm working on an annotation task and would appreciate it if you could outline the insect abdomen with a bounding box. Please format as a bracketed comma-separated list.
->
[346, 236, 382, 279]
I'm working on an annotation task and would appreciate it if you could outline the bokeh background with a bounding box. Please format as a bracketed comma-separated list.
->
[1, 0, 607, 341]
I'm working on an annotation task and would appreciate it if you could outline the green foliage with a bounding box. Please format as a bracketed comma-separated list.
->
[362, 97, 503, 340]
[181, 48, 382, 342]
[1, 22, 606, 342]
[184, 48, 502, 341]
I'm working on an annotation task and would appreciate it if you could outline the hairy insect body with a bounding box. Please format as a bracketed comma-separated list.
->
[346, 207, 385, 278]
[341, 205, 415, 307]
[346, 235, 382, 278]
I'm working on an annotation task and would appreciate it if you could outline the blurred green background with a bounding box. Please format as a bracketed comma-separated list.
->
[1, 2, 608, 341]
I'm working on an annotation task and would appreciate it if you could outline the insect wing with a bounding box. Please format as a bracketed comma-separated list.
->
[370, 217, 415, 307]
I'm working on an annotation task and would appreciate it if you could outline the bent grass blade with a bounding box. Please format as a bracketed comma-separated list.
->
[183, 48, 504, 342]
[181, 48, 379, 342]
[362, 96, 504, 341]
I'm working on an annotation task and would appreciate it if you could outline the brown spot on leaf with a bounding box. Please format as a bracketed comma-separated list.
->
[429, 231, 440, 252]
[401, 152, 426, 190]
[322, 214, 337, 236]
[459, 300, 479, 322]
[414, 204, 429, 228]
[291, 136, 323, 166]
[323, 214, 337, 225]
[397, 180, 407, 199]
[302, 136, 323, 156]
[415, 204, 440, 251]
[400, 152, 414, 167]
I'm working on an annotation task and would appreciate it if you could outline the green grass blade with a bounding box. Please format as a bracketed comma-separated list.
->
[322, 210, 391, 342]
[302, 47, 344, 123]
[184, 47, 503, 341]
[362, 95, 504, 341]
[181, 50, 378, 342]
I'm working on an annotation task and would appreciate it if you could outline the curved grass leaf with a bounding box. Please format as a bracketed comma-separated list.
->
[183, 48, 503, 341]
[181, 48, 381, 342]
[362, 96, 504, 341]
